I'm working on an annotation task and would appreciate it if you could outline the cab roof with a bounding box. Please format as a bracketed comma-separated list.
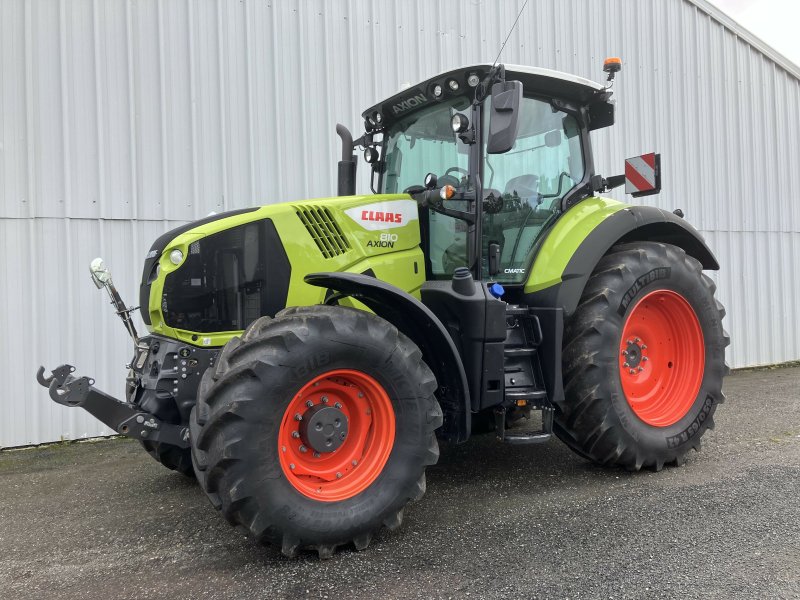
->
[362, 63, 611, 130]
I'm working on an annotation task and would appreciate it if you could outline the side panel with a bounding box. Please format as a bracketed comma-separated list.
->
[145, 195, 426, 346]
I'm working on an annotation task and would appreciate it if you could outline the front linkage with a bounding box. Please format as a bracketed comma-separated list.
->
[36, 364, 190, 449]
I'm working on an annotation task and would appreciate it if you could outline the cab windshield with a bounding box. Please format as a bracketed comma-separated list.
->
[381, 96, 472, 194]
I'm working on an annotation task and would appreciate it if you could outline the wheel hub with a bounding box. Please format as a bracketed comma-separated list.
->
[299, 404, 349, 453]
[622, 338, 648, 372]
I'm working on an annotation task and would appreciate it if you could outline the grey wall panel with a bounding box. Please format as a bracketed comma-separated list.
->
[1, 0, 798, 445]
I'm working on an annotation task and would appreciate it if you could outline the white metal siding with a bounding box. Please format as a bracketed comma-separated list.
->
[1, 0, 798, 447]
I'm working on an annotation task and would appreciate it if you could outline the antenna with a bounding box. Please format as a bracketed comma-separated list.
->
[491, 0, 530, 69]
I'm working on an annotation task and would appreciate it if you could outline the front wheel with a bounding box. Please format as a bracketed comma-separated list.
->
[189, 305, 442, 558]
[556, 242, 729, 471]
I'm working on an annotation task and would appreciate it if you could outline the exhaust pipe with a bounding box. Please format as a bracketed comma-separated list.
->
[336, 124, 357, 196]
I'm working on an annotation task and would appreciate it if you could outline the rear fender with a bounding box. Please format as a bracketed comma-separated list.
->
[304, 272, 471, 443]
[526, 201, 719, 316]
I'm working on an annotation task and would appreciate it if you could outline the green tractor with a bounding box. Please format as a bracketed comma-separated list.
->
[38, 61, 728, 558]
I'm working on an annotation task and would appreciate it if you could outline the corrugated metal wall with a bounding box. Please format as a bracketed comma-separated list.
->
[2, 0, 798, 447]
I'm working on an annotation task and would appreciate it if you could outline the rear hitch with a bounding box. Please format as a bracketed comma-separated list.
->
[36, 364, 190, 448]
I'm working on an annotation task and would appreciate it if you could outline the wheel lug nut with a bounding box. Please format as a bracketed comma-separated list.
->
[291, 431, 300, 439]
[336, 472, 342, 479]
[334, 402, 342, 409]
[629, 369, 635, 374]
[289, 463, 295, 470]
[313, 452, 321, 458]
[299, 445, 307, 453]
[638, 367, 644, 372]
[642, 356, 649, 362]
[321, 395, 329, 403]
[306, 400, 313, 408]
[623, 362, 630, 368]
[634, 337, 640, 343]
[294, 413, 302, 421]
[621, 350, 628, 356]
[641, 344, 647, 350]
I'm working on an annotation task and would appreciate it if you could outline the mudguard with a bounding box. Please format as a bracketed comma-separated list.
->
[525, 201, 719, 316]
[304, 272, 471, 443]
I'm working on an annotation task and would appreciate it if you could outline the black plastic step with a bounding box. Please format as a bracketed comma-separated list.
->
[504, 347, 537, 358]
[502, 431, 552, 444]
[504, 389, 548, 403]
[494, 405, 554, 445]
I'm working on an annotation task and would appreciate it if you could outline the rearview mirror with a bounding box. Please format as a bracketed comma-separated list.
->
[486, 80, 523, 154]
[89, 257, 113, 289]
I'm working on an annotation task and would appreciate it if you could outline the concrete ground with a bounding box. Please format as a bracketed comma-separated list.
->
[1, 367, 799, 600]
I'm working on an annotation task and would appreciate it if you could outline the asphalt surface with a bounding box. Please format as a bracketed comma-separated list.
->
[1, 367, 799, 599]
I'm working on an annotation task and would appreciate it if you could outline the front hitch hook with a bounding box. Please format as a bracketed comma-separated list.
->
[36, 364, 76, 388]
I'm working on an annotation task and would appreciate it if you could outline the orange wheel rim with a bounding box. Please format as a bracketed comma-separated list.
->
[278, 369, 395, 502]
[619, 290, 705, 427]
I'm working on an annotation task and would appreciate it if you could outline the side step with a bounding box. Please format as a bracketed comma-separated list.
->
[493, 403, 553, 445]
[36, 364, 190, 448]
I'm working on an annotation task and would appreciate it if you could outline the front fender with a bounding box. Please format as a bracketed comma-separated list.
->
[304, 272, 471, 443]
[525, 198, 719, 316]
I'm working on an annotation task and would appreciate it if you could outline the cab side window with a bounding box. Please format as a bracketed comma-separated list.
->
[482, 96, 584, 281]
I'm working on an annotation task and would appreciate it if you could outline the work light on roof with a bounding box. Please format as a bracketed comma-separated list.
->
[432, 84, 443, 98]
[467, 73, 480, 87]
[448, 79, 459, 92]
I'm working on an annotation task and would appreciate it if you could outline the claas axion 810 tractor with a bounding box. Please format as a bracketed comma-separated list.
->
[38, 60, 728, 558]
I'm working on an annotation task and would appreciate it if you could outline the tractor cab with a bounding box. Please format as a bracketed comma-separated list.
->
[347, 64, 616, 286]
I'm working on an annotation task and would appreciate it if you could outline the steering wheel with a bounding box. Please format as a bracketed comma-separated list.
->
[444, 166, 469, 178]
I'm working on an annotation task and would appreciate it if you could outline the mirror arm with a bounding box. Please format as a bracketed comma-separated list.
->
[591, 174, 625, 193]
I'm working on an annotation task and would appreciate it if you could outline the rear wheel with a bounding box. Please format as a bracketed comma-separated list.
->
[556, 242, 729, 471]
[190, 305, 442, 558]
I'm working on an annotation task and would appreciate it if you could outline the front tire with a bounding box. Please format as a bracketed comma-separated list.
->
[189, 305, 442, 558]
[556, 242, 729, 471]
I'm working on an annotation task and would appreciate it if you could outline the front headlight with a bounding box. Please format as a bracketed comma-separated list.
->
[169, 249, 184, 265]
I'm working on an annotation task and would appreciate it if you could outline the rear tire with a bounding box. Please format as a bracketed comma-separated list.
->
[556, 242, 729, 471]
[190, 305, 442, 558]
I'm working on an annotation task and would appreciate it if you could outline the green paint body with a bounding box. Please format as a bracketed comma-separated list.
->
[523, 196, 626, 294]
[147, 195, 425, 347]
[145, 194, 624, 347]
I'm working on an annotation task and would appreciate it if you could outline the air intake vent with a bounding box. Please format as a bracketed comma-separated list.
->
[295, 206, 351, 258]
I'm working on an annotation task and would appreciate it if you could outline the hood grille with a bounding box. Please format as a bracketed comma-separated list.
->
[296, 206, 351, 258]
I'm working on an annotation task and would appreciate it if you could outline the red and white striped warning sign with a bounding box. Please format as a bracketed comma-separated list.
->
[625, 152, 661, 197]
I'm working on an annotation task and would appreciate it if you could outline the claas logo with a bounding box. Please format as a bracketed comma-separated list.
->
[361, 210, 403, 224]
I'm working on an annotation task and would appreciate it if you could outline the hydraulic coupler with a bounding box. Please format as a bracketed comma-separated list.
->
[36, 364, 190, 448]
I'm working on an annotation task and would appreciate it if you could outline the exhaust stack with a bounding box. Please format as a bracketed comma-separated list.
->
[336, 124, 357, 196]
